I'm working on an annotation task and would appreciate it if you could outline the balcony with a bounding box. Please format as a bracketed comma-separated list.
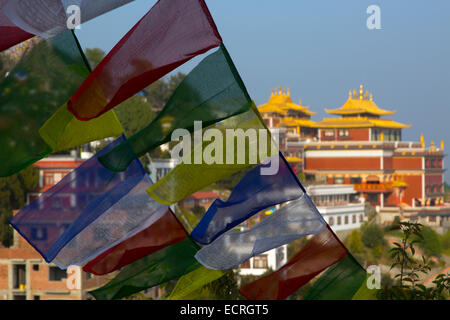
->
[354, 183, 393, 193]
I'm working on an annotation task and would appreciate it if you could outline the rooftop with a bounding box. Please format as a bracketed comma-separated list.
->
[325, 85, 396, 116]
[258, 86, 316, 117]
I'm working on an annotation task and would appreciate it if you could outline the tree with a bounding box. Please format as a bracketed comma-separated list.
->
[85, 48, 106, 69]
[0, 166, 39, 246]
[378, 222, 449, 300]
[348, 229, 363, 253]
[144, 72, 185, 110]
[192, 205, 206, 218]
[441, 231, 450, 254]
[419, 227, 442, 257]
[361, 223, 384, 249]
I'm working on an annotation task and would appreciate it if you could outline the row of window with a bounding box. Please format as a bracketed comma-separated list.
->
[426, 159, 443, 169]
[311, 194, 350, 206]
[328, 214, 363, 226]
[371, 129, 401, 142]
[426, 184, 444, 194]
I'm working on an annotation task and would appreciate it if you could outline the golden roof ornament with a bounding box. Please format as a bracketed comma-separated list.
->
[359, 84, 363, 100]
[430, 140, 437, 151]
[441, 140, 444, 150]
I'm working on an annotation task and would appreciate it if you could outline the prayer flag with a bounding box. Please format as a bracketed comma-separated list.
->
[82, 208, 186, 275]
[352, 274, 379, 300]
[68, 0, 222, 120]
[146, 104, 278, 205]
[167, 266, 224, 300]
[53, 175, 168, 269]
[0, 31, 122, 177]
[89, 236, 201, 300]
[10, 136, 145, 263]
[98, 45, 252, 172]
[0, 0, 33, 52]
[191, 153, 303, 245]
[195, 194, 326, 270]
[239, 225, 347, 300]
[302, 254, 366, 300]
[2, 0, 135, 38]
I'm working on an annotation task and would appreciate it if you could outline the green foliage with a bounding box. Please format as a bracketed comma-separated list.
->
[378, 221, 449, 300]
[144, 72, 185, 110]
[418, 227, 442, 257]
[84, 48, 105, 69]
[114, 95, 156, 138]
[0, 166, 39, 246]
[192, 205, 206, 218]
[441, 231, 450, 255]
[202, 270, 242, 300]
[361, 223, 384, 249]
[348, 229, 364, 253]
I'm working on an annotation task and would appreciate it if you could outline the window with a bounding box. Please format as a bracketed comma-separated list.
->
[44, 174, 54, 186]
[352, 215, 356, 223]
[253, 255, 268, 269]
[359, 214, 364, 222]
[344, 216, 349, 224]
[324, 130, 334, 137]
[338, 129, 349, 137]
[334, 177, 344, 184]
[86, 272, 92, 280]
[13, 265, 26, 289]
[329, 217, 334, 226]
[429, 216, 437, 223]
[337, 217, 341, 225]
[32, 264, 39, 271]
[34, 296, 40, 300]
[49, 266, 67, 281]
[241, 260, 251, 268]
[350, 177, 362, 184]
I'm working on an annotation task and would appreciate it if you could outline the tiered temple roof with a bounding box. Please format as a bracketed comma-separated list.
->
[317, 85, 411, 129]
[258, 86, 316, 118]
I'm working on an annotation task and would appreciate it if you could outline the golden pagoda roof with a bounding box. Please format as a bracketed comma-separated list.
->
[280, 117, 317, 128]
[258, 86, 316, 116]
[326, 85, 396, 116]
[316, 117, 411, 129]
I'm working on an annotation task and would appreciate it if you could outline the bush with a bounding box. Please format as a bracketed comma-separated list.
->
[348, 230, 363, 253]
[419, 227, 442, 257]
[361, 223, 384, 249]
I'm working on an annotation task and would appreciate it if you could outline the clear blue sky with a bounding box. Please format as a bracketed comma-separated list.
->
[75, 0, 450, 180]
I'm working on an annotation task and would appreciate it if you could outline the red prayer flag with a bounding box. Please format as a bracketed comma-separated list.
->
[239, 225, 348, 300]
[82, 208, 187, 275]
[0, 3, 33, 52]
[68, 0, 222, 120]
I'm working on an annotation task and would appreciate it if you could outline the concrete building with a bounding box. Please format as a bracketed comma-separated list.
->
[0, 156, 110, 300]
[307, 184, 366, 232]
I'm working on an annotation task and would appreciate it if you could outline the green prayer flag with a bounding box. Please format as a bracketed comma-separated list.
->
[168, 266, 224, 300]
[302, 254, 366, 300]
[352, 274, 379, 300]
[89, 237, 201, 300]
[146, 104, 278, 205]
[99, 44, 252, 172]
